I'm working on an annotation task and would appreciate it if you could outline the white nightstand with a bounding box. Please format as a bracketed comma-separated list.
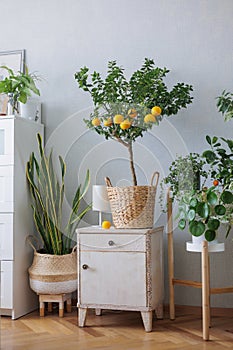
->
[76, 226, 164, 332]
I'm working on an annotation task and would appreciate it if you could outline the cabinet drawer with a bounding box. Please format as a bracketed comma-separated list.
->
[79, 233, 146, 252]
[0, 214, 13, 260]
[0, 119, 14, 165]
[0, 166, 14, 212]
[0, 261, 13, 309]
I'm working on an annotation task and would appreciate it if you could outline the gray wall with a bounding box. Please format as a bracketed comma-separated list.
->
[1, 0, 232, 308]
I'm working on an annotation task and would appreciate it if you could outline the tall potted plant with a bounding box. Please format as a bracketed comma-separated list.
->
[26, 133, 91, 294]
[75, 58, 193, 228]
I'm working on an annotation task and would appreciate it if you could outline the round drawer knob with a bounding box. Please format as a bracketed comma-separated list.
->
[82, 264, 89, 270]
[108, 240, 114, 246]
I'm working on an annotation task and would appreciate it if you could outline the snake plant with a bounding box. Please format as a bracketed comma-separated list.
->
[26, 133, 91, 255]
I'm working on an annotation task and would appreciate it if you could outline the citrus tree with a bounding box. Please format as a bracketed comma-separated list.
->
[75, 58, 193, 185]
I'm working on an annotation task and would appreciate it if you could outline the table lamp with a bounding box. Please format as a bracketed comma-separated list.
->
[92, 185, 111, 226]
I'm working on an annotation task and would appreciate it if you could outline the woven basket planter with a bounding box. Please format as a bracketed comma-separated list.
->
[27, 238, 77, 294]
[105, 172, 159, 229]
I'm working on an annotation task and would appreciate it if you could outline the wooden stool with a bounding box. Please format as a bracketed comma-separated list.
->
[39, 293, 72, 317]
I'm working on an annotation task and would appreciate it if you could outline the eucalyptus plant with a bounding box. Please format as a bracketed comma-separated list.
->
[75, 58, 193, 185]
[161, 153, 208, 206]
[0, 65, 40, 113]
[26, 133, 91, 255]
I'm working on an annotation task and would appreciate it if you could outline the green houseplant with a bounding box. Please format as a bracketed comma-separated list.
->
[75, 58, 193, 186]
[0, 65, 40, 114]
[177, 136, 233, 242]
[160, 153, 208, 208]
[26, 134, 91, 294]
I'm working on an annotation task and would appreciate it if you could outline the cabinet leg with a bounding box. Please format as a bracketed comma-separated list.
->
[141, 311, 152, 332]
[95, 308, 102, 316]
[66, 299, 72, 313]
[40, 302, 45, 317]
[59, 301, 64, 317]
[78, 307, 88, 327]
[155, 303, 164, 319]
[48, 302, 53, 312]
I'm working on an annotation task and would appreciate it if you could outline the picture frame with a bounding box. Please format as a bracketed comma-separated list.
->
[0, 49, 25, 115]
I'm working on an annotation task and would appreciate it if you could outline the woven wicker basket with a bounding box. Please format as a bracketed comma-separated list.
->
[27, 237, 77, 294]
[105, 172, 159, 229]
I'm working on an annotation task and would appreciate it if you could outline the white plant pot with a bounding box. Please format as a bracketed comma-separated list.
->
[192, 234, 218, 245]
[19, 98, 41, 122]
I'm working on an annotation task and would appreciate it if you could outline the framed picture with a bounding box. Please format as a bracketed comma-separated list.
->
[0, 49, 25, 115]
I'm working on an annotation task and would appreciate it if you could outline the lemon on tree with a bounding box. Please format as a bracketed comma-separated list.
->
[91, 117, 101, 126]
[144, 114, 156, 123]
[104, 117, 112, 127]
[114, 114, 124, 124]
[151, 106, 162, 116]
[120, 119, 131, 130]
[75, 58, 193, 185]
[128, 108, 137, 118]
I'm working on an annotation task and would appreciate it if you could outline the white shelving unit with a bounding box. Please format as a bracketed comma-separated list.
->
[0, 115, 44, 319]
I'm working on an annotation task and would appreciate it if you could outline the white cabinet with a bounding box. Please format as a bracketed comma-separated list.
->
[77, 226, 164, 332]
[0, 116, 44, 319]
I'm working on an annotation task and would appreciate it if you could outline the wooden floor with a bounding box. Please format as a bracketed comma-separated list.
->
[1, 305, 233, 350]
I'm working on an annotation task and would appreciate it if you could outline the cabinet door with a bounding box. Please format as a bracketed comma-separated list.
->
[0, 261, 13, 309]
[0, 214, 13, 260]
[0, 119, 14, 165]
[79, 251, 147, 307]
[0, 166, 14, 212]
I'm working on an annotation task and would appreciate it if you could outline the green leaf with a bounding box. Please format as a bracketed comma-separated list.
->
[189, 220, 205, 236]
[214, 205, 226, 216]
[212, 136, 218, 144]
[220, 190, 233, 204]
[205, 230, 216, 242]
[178, 219, 186, 230]
[206, 135, 211, 145]
[187, 209, 196, 221]
[202, 150, 216, 163]
[207, 219, 220, 230]
[189, 198, 198, 208]
[196, 202, 210, 219]
[207, 191, 218, 205]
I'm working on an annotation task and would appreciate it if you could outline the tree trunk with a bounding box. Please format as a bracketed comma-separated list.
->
[128, 142, 137, 186]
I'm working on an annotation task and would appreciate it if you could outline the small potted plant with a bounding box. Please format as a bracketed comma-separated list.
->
[74, 58, 193, 228]
[0, 65, 40, 115]
[160, 152, 208, 210]
[26, 134, 91, 294]
[177, 136, 233, 242]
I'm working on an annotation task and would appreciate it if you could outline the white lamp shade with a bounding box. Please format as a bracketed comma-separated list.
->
[92, 185, 111, 213]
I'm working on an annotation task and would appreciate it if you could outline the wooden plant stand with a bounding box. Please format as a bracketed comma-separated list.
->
[39, 293, 72, 317]
[167, 189, 233, 341]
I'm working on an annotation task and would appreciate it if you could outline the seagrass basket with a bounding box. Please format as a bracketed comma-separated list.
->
[27, 236, 77, 294]
[105, 171, 159, 229]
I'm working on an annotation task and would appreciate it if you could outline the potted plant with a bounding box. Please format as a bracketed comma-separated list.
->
[160, 152, 208, 210]
[0, 65, 40, 115]
[74, 58, 193, 228]
[26, 133, 91, 294]
[177, 136, 233, 242]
